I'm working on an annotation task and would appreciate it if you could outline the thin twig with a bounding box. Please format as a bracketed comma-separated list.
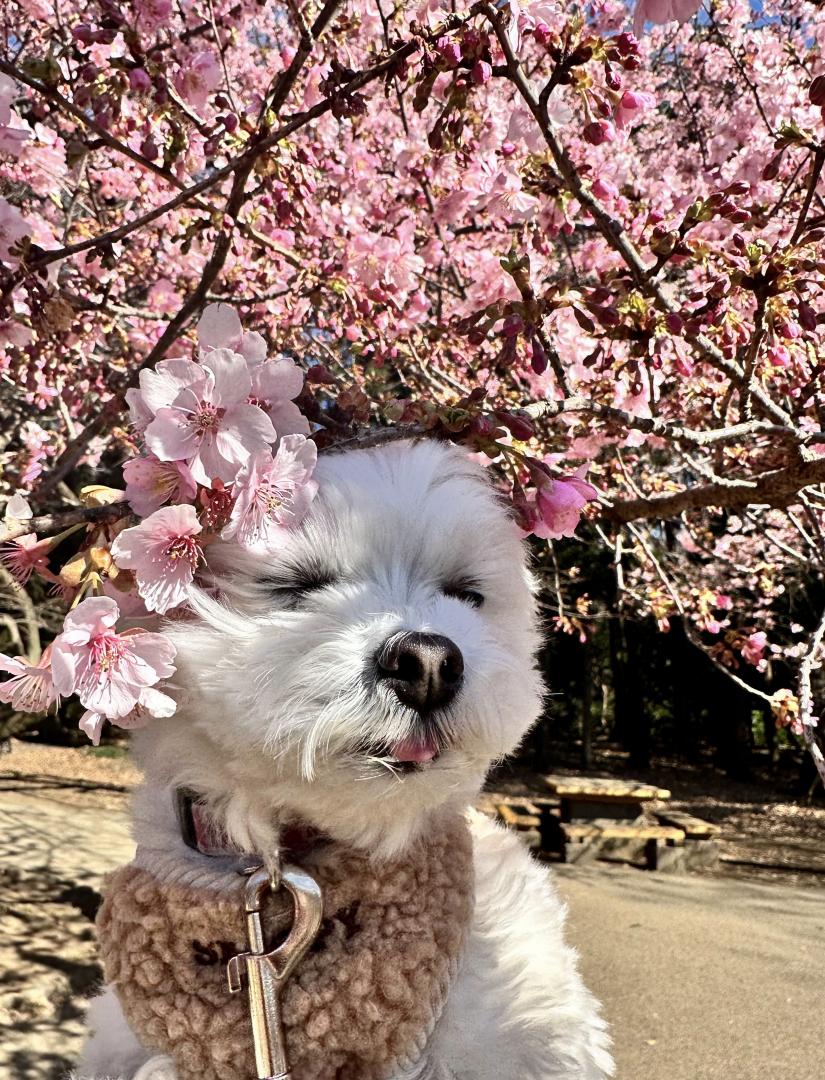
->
[798, 605, 825, 786]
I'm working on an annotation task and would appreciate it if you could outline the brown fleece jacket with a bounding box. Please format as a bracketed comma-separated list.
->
[97, 811, 474, 1080]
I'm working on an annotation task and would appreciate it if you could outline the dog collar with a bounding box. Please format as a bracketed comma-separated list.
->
[175, 787, 328, 860]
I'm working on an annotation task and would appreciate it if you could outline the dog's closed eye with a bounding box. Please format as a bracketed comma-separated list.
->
[442, 582, 484, 608]
[261, 566, 338, 607]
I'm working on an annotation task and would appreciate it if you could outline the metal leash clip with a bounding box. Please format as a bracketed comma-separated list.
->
[227, 864, 323, 1080]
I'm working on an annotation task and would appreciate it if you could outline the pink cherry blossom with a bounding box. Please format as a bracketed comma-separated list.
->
[531, 471, 599, 540]
[347, 231, 425, 294]
[197, 302, 243, 351]
[198, 303, 268, 367]
[134, 0, 173, 34]
[111, 504, 203, 613]
[0, 74, 29, 156]
[1, 532, 51, 585]
[4, 493, 33, 520]
[0, 197, 30, 263]
[173, 52, 221, 112]
[614, 90, 656, 129]
[222, 435, 318, 552]
[50, 596, 177, 718]
[741, 631, 768, 670]
[249, 358, 310, 437]
[634, 0, 700, 35]
[0, 645, 58, 713]
[123, 453, 197, 517]
[79, 685, 177, 745]
[143, 350, 276, 485]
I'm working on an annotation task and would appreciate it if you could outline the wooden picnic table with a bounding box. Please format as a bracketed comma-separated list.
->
[542, 775, 671, 824]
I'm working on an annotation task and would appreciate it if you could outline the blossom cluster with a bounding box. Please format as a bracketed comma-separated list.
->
[0, 304, 319, 742]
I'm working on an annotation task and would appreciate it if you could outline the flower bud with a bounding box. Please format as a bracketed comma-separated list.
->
[725, 180, 750, 197]
[530, 338, 548, 375]
[534, 22, 552, 46]
[583, 119, 616, 145]
[128, 67, 152, 93]
[470, 415, 496, 438]
[615, 32, 638, 57]
[495, 410, 535, 441]
[471, 60, 492, 86]
[767, 344, 791, 367]
[140, 136, 158, 160]
[798, 301, 817, 332]
[605, 64, 622, 91]
[762, 150, 784, 181]
[435, 37, 461, 68]
[665, 313, 684, 334]
[619, 90, 645, 110]
[809, 75, 825, 107]
[591, 177, 618, 200]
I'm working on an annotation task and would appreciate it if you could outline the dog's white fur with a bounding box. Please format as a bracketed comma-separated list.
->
[77, 439, 614, 1080]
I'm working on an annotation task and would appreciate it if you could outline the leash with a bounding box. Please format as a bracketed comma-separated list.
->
[228, 864, 323, 1080]
[177, 789, 324, 1080]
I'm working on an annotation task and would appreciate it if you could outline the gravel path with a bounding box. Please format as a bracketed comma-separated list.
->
[556, 865, 825, 1080]
[0, 744, 135, 1080]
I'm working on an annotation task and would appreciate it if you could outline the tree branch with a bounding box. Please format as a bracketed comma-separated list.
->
[798, 605, 825, 787]
[603, 455, 825, 524]
[482, 4, 795, 430]
[524, 396, 800, 447]
[0, 502, 129, 545]
[791, 145, 825, 245]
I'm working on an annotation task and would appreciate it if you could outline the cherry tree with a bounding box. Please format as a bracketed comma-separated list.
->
[0, 0, 824, 781]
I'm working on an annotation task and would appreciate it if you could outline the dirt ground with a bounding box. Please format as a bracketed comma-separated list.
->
[1, 739, 823, 1080]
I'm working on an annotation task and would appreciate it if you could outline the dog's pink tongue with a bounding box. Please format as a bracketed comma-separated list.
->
[392, 736, 438, 763]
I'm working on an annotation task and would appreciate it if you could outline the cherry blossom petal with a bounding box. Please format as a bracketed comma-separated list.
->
[197, 302, 242, 351]
[202, 348, 252, 404]
[137, 358, 204, 415]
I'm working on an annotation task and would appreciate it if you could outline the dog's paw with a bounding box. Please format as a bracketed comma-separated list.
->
[132, 1056, 178, 1080]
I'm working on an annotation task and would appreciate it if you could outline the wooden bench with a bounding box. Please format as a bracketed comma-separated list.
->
[652, 810, 721, 868]
[560, 821, 686, 871]
[543, 776, 671, 825]
[494, 801, 543, 849]
[653, 810, 721, 838]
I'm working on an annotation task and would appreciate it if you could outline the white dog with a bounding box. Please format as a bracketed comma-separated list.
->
[78, 439, 613, 1080]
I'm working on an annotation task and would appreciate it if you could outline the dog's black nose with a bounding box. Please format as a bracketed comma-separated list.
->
[375, 632, 464, 713]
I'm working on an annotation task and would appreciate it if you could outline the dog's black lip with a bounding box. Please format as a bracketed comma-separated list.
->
[388, 752, 442, 773]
